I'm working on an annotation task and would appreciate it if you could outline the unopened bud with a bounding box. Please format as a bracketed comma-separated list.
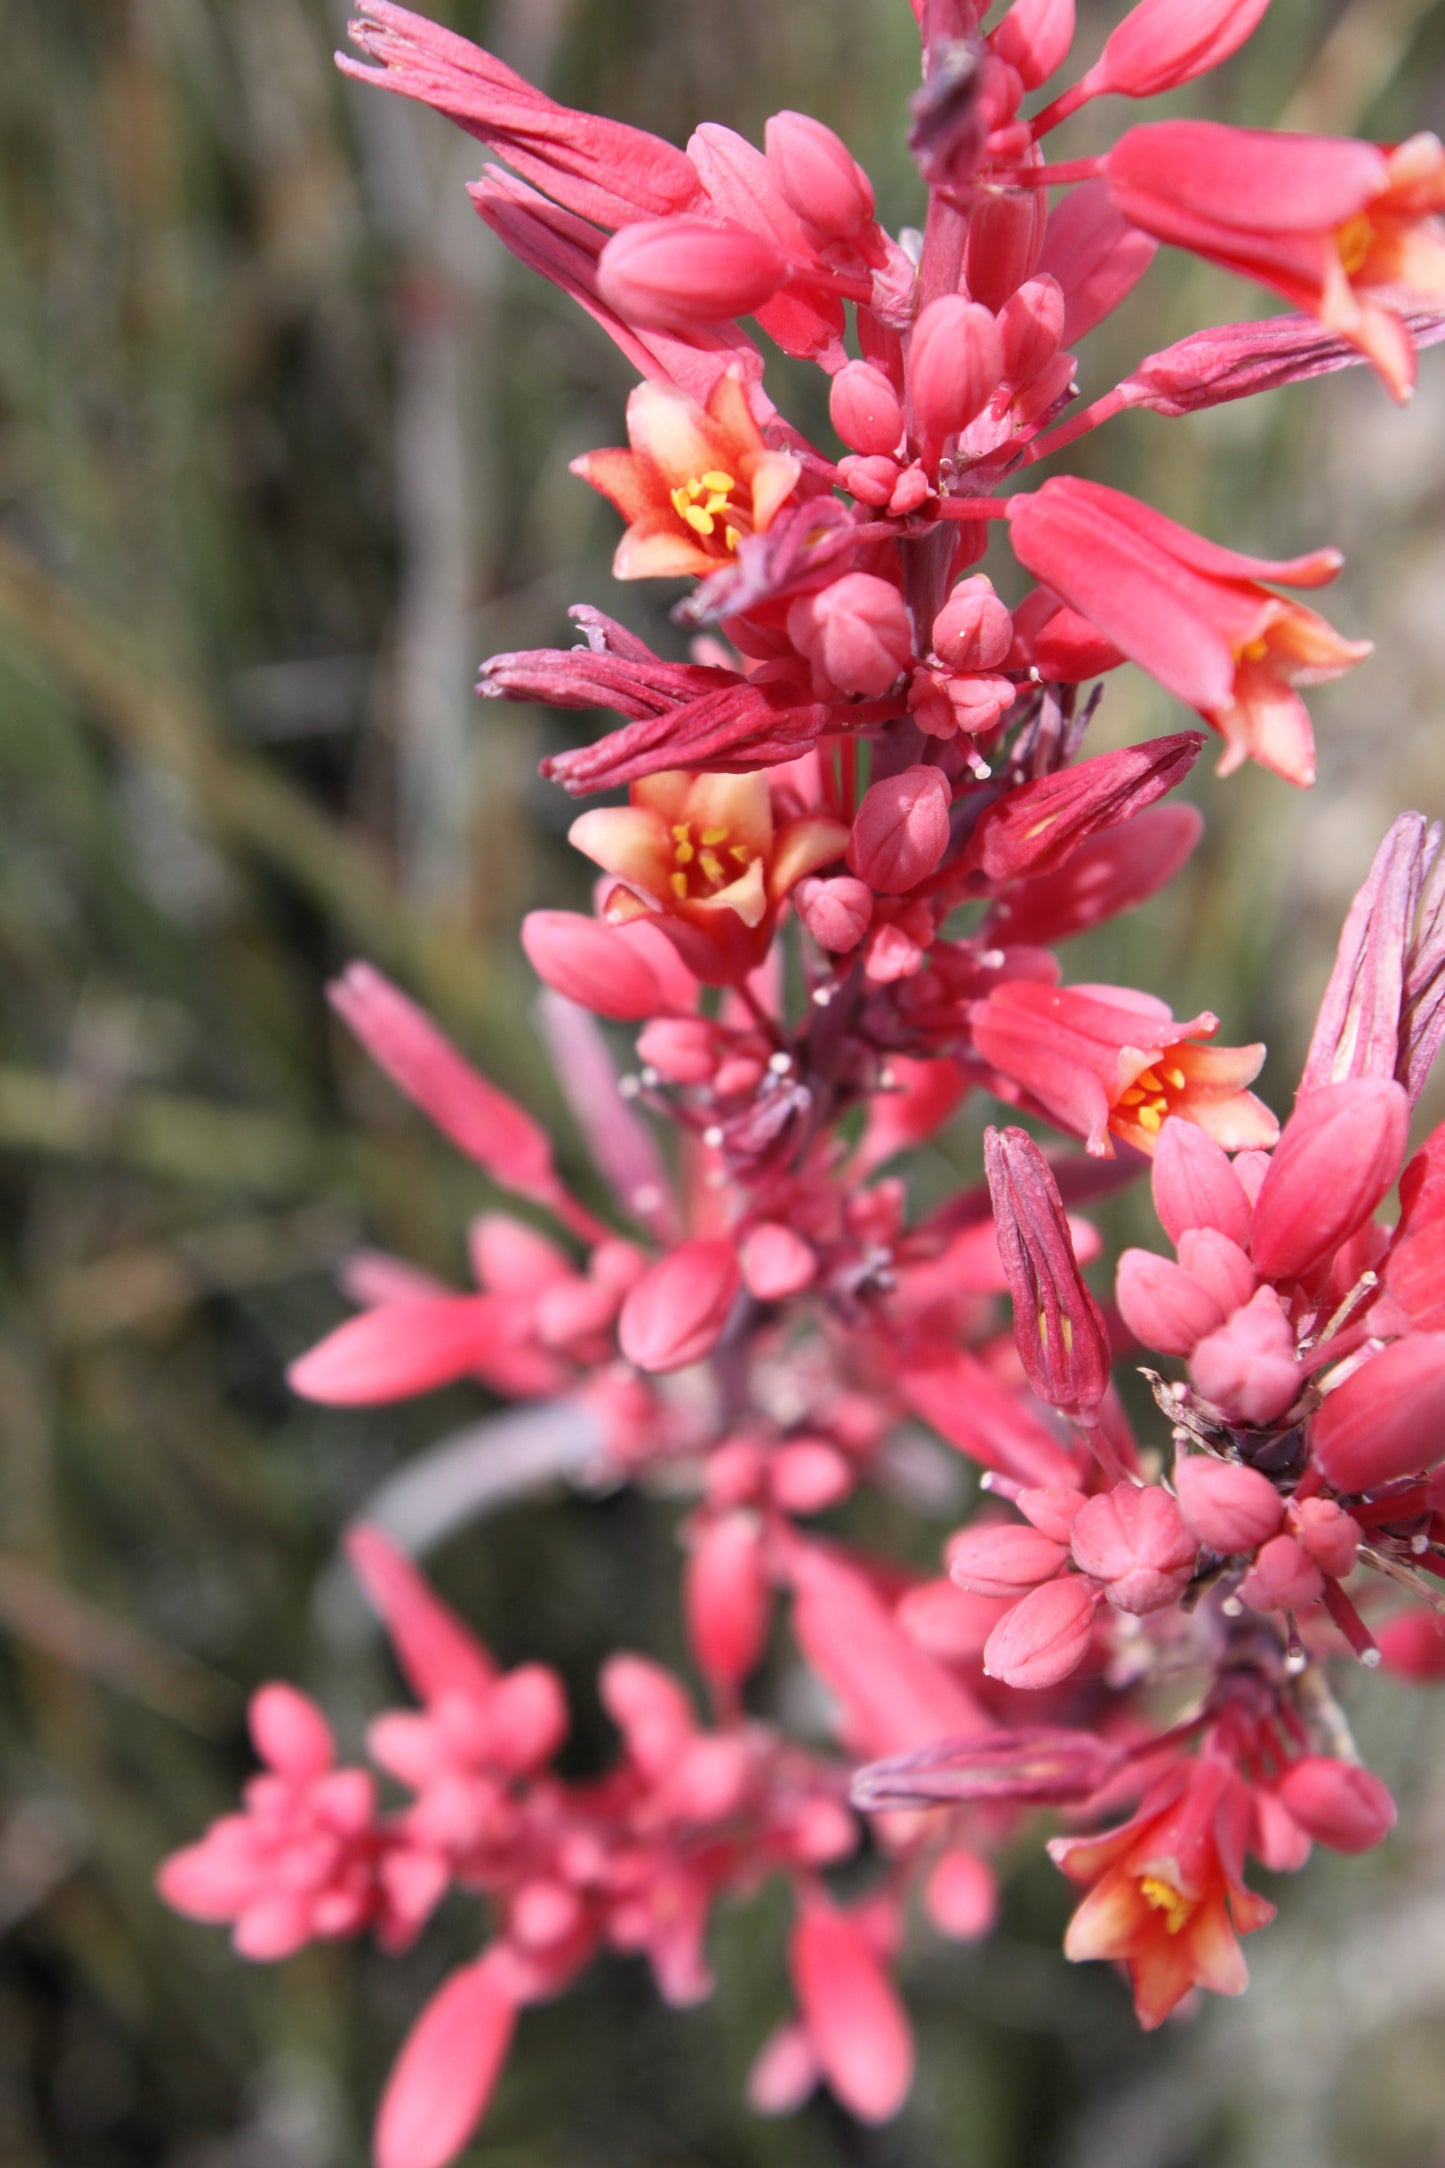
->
[1188, 1284, 1300, 1425]
[618, 1238, 742, 1372]
[847, 766, 952, 893]
[1309, 1333, 1445, 1491]
[684, 1511, 770, 1694]
[1070, 1483, 1197, 1614]
[739, 1221, 818, 1300]
[794, 874, 874, 952]
[908, 295, 1004, 443]
[990, 0, 1079, 90]
[931, 575, 1013, 671]
[1290, 1495, 1361, 1579]
[765, 110, 875, 236]
[1083, 0, 1273, 103]
[982, 1575, 1097, 1689]
[947, 1520, 1069, 1598]
[1276, 1755, 1397, 1853]
[1240, 1532, 1324, 1614]
[1116, 1248, 1226, 1356]
[1173, 1455, 1283, 1554]
[829, 361, 905, 457]
[1152, 1115, 1253, 1245]
[997, 275, 1066, 383]
[787, 572, 913, 698]
[522, 910, 666, 1021]
[1249, 1078, 1408, 1283]
[597, 217, 788, 329]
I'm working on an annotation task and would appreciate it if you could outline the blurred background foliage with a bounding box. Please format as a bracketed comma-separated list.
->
[3, 0, 1445, 2161]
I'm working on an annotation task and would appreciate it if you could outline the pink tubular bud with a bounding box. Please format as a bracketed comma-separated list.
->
[1069, 1483, 1197, 1614]
[787, 572, 913, 698]
[596, 217, 788, 329]
[997, 276, 1066, 385]
[739, 1221, 817, 1300]
[374, 1959, 517, 2168]
[1189, 1285, 1301, 1425]
[946, 1521, 1070, 1598]
[984, 1127, 1112, 1415]
[1276, 1757, 1397, 1853]
[930, 575, 1013, 671]
[764, 111, 875, 236]
[924, 1849, 998, 1941]
[1240, 1533, 1324, 1614]
[521, 910, 666, 1021]
[770, 1439, 853, 1513]
[1291, 1496, 1361, 1579]
[794, 873, 874, 952]
[684, 1511, 770, 1694]
[617, 1237, 742, 1372]
[1016, 1486, 1087, 1543]
[1309, 1334, 1445, 1491]
[1376, 1611, 1445, 1681]
[789, 1902, 913, 2125]
[829, 361, 905, 457]
[1083, 0, 1272, 101]
[1116, 1248, 1226, 1356]
[250, 1684, 334, 1778]
[1176, 1227, 1255, 1315]
[990, 0, 1077, 91]
[837, 453, 900, 507]
[908, 296, 1005, 444]
[982, 1576, 1097, 1688]
[1152, 1110, 1256, 1248]
[846, 765, 951, 893]
[635, 1017, 719, 1086]
[965, 185, 1048, 316]
[1173, 1456, 1283, 1555]
[1249, 1079, 1409, 1282]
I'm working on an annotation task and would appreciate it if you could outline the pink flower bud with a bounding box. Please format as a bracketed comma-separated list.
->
[964, 184, 1047, 314]
[924, 1848, 999, 1940]
[618, 1237, 742, 1372]
[829, 361, 905, 457]
[1151, 1113, 1254, 1245]
[847, 766, 951, 893]
[486, 1665, 568, 1772]
[1249, 1079, 1408, 1283]
[740, 1221, 818, 1299]
[947, 1520, 1070, 1597]
[789, 1902, 913, 2125]
[1116, 1248, 1226, 1355]
[990, 0, 1078, 91]
[685, 1511, 770, 1694]
[1309, 1334, 1445, 1490]
[770, 1439, 853, 1514]
[794, 873, 874, 952]
[1276, 1756, 1397, 1853]
[983, 1576, 1097, 1688]
[748, 2023, 818, 2117]
[1240, 1532, 1324, 1613]
[1188, 1285, 1300, 1425]
[908, 296, 1004, 443]
[1173, 1456, 1283, 1554]
[596, 217, 788, 328]
[250, 1684, 334, 1778]
[787, 573, 913, 698]
[374, 1959, 516, 2168]
[1175, 1227, 1256, 1315]
[1290, 1496, 1361, 1579]
[1070, 1483, 1197, 1614]
[1084, 0, 1272, 101]
[931, 576, 1013, 671]
[521, 910, 666, 1021]
[1016, 1486, 1088, 1543]
[863, 922, 925, 983]
[764, 111, 875, 236]
[636, 1017, 720, 1086]
[837, 453, 899, 507]
[1376, 1611, 1445, 1681]
[997, 275, 1066, 384]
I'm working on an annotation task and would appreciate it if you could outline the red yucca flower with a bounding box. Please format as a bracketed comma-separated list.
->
[155, 4, 1445, 2162]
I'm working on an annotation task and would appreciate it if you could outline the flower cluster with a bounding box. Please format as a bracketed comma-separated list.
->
[160, 1, 1445, 2160]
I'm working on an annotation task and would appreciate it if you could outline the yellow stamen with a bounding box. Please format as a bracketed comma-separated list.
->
[700, 470, 736, 493]
[1336, 213, 1375, 276]
[1135, 1068, 1164, 1093]
[1137, 1104, 1164, 1133]
[699, 849, 726, 884]
[699, 827, 729, 846]
[669, 871, 689, 900]
[1163, 1065, 1186, 1089]
[1139, 1875, 1195, 1935]
[683, 503, 716, 536]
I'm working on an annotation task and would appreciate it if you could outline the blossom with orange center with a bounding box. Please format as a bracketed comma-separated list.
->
[571, 369, 802, 580]
[969, 981, 1279, 1158]
[1049, 1758, 1275, 2030]
[569, 769, 848, 984]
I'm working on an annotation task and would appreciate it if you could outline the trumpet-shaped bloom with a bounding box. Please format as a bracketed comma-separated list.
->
[1007, 479, 1370, 784]
[572, 371, 801, 580]
[569, 769, 846, 983]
